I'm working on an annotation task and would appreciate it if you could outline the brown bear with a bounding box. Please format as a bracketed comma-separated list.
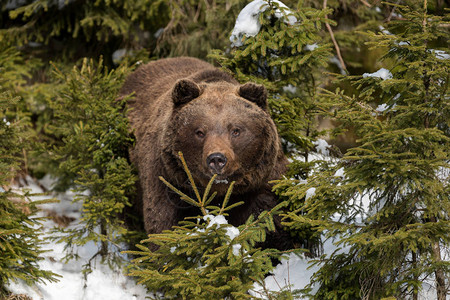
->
[119, 57, 290, 247]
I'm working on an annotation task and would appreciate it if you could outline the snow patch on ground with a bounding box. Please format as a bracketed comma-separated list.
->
[260, 252, 318, 294]
[304, 43, 318, 51]
[376, 103, 389, 112]
[333, 167, 345, 178]
[6, 176, 446, 299]
[6, 176, 149, 300]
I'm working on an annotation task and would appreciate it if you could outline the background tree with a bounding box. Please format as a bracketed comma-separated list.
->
[0, 45, 58, 296]
[274, 1, 449, 298]
[1, 0, 168, 64]
[46, 57, 140, 275]
[154, 0, 248, 59]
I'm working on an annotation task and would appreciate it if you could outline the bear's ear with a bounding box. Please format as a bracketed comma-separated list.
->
[238, 83, 268, 110]
[172, 79, 201, 106]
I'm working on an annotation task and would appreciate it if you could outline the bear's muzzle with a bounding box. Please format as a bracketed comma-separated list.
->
[206, 152, 227, 174]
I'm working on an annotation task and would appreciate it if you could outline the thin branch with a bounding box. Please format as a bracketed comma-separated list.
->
[323, 0, 347, 73]
[386, 0, 401, 22]
[423, 0, 427, 28]
[360, 0, 372, 8]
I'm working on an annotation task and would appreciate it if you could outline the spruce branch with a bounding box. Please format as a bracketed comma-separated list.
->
[219, 180, 236, 215]
[178, 151, 203, 203]
[160, 152, 237, 217]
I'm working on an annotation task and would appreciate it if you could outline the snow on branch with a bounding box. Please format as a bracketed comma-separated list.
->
[230, 0, 297, 47]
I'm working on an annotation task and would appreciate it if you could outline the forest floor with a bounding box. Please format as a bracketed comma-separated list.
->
[6, 173, 438, 299]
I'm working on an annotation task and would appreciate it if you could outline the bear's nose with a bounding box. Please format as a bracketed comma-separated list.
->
[206, 153, 227, 174]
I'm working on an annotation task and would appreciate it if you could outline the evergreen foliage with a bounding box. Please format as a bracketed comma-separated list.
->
[1, 0, 169, 64]
[127, 152, 299, 299]
[45, 57, 138, 274]
[274, 1, 450, 299]
[0, 46, 58, 296]
[155, 0, 247, 59]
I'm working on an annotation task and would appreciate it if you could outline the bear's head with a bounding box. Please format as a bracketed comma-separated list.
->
[163, 79, 281, 195]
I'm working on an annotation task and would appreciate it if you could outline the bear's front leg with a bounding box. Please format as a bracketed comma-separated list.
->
[142, 180, 181, 235]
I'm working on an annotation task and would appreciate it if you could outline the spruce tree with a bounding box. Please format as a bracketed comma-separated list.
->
[0, 45, 58, 296]
[1, 0, 168, 65]
[274, 1, 449, 298]
[45, 58, 139, 275]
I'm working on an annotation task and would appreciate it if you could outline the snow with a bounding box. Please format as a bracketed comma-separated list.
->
[313, 138, 330, 156]
[333, 167, 345, 178]
[112, 49, 127, 65]
[429, 49, 450, 60]
[376, 103, 389, 112]
[329, 56, 346, 75]
[362, 68, 393, 80]
[282, 84, 297, 94]
[305, 187, 316, 200]
[379, 25, 392, 35]
[391, 11, 403, 19]
[204, 214, 240, 241]
[232, 244, 242, 256]
[252, 237, 346, 297]
[204, 214, 228, 227]
[214, 179, 229, 184]
[258, 252, 317, 294]
[9, 263, 145, 300]
[304, 43, 318, 51]
[154, 28, 164, 39]
[230, 0, 297, 47]
[225, 226, 240, 240]
[6, 176, 149, 300]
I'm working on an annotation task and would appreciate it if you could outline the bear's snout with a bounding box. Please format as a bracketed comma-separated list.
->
[206, 152, 227, 174]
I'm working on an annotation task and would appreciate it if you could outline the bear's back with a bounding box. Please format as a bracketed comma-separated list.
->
[120, 57, 214, 106]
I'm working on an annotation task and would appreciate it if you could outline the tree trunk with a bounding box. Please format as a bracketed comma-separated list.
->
[431, 241, 446, 300]
[412, 251, 418, 300]
[100, 219, 108, 258]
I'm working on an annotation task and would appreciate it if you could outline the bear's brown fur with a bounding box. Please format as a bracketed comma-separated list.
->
[120, 57, 289, 246]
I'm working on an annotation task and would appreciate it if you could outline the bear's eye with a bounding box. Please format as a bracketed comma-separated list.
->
[195, 129, 205, 138]
[231, 128, 241, 137]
